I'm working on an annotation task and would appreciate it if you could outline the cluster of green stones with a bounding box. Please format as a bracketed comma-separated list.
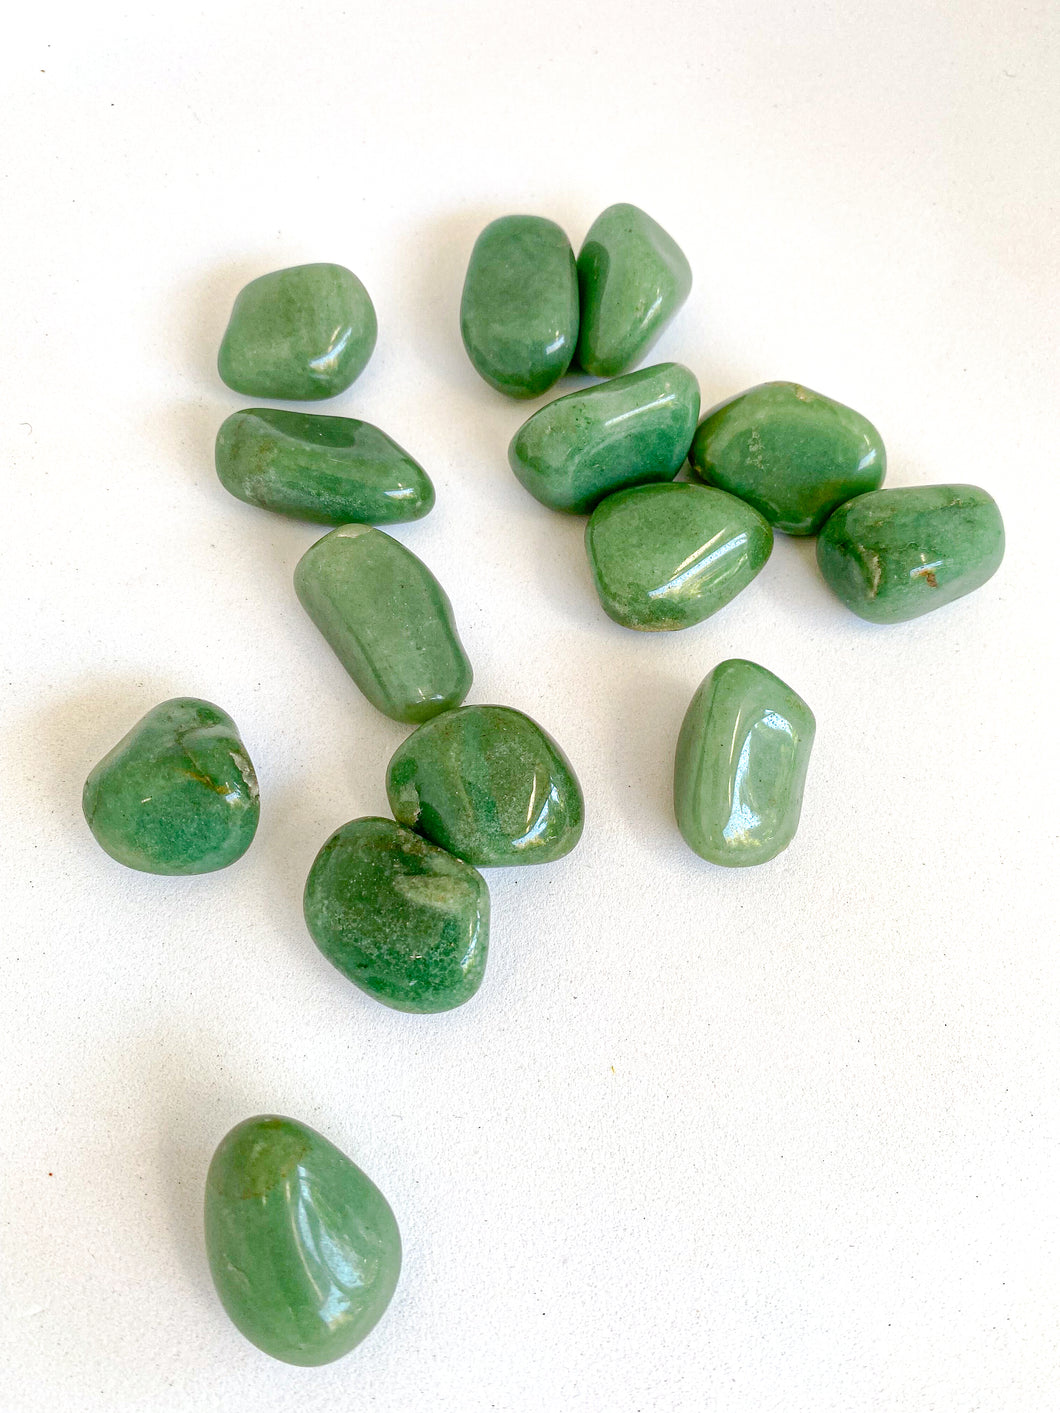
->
[79, 207, 1005, 1367]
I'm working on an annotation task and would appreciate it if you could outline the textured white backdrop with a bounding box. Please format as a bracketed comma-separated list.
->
[1, 4, 1058, 1410]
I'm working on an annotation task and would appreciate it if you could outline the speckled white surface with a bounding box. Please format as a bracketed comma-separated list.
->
[1, 4, 1058, 1409]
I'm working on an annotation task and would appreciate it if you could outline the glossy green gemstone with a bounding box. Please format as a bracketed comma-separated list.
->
[303, 817, 489, 1012]
[294, 525, 472, 724]
[688, 381, 885, 536]
[576, 203, 692, 377]
[217, 263, 377, 400]
[816, 483, 1004, 624]
[460, 215, 579, 398]
[386, 705, 584, 868]
[674, 659, 815, 867]
[585, 482, 772, 631]
[204, 1115, 401, 1365]
[508, 363, 700, 514]
[215, 409, 434, 526]
[82, 698, 259, 874]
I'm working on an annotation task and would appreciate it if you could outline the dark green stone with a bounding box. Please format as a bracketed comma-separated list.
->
[688, 381, 886, 536]
[82, 698, 259, 874]
[508, 363, 700, 514]
[674, 659, 815, 867]
[294, 525, 472, 724]
[585, 482, 773, 630]
[303, 817, 489, 1012]
[816, 483, 1005, 623]
[217, 263, 377, 400]
[215, 409, 434, 525]
[204, 1115, 401, 1365]
[386, 705, 584, 868]
[576, 203, 692, 377]
[460, 215, 579, 398]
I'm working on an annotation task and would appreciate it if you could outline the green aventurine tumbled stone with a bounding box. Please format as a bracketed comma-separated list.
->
[217, 263, 377, 400]
[460, 215, 579, 398]
[387, 706, 584, 868]
[303, 817, 489, 1012]
[576, 203, 692, 377]
[82, 698, 259, 874]
[294, 525, 472, 724]
[816, 483, 1004, 624]
[674, 659, 815, 867]
[688, 381, 885, 536]
[585, 482, 773, 631]
[215, 409, 434, 525]
[204, 1115, 401, 1365]
[508, 363, 700, 514]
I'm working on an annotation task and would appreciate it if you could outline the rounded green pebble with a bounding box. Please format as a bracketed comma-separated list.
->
[585, 482, 773, 630]
[82, 697, 259, 874]
[816, 483, 1005, 623]
[303, 816, 489, 1012]
[508, 362, 700, 514]
[387, 705, 584, 868]
[204, 1115, 401, 1365]
[688, 381, 886, 536]
[215, 409, 434, 525]
[460, 215, 579, 398]
[217, 263, 377, 400]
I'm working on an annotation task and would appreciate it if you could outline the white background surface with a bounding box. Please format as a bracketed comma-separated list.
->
[1, 3, 1058, 1409]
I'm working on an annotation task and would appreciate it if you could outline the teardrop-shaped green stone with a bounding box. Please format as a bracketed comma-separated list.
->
[204, 1115, 401, 1366]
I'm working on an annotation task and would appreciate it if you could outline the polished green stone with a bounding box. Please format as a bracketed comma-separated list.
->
[674, 659, 815, 867]
[294, 525, 472, 724]
[204, 1115, 401, 1365]
[688, 381, 885, 536]
[303, 816, 489, 1012]
[386, 705, 584, 868]
[215, 409, 434, 526]
[460, 215, 579, 398]
[576, 204, 692, 377]
[217, 263, 377, 400]
[585, 482, 773, 631]
[508, 363, 700, 514]
[816, 483, 1004, 623]
[82, 698, 259, 874]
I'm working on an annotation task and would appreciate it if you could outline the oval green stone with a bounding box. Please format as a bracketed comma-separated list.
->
[217, 263, 377, 401]
[304, 817, 489, 1012]
[816, 483, 1005, 624]
[688, 381, 886, 536]
[508, 363, 700, 514]
[460, 215, 579, 398]
[576, 203, 692, 378]
[82, 698, 259, 874]
[294, 525, 472, 724]
[585, 482, 773, 631]
[204, 1115, 401, 1365]
[674, 659, 815, 868]
[386, 705, 584, 868]
[215, 409, 434, 526]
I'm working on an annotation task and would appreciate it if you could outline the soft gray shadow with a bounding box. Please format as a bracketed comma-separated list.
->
[529, 504, 599, 629]
[609, 664, 691, 834]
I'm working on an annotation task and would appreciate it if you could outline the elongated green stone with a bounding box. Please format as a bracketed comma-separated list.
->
[204, 1115, 401, 1365]
[304, 817, 489, 1012]
[816, 483, 1004, 623]
[576, 204, 692, 377]
[294, 525, 472, 723]
[217, 263, 377, 400]
[508, 363, 700, 514]
[674, 660, 815, 867]
[585, 482, 772, 630]
[688, 381, 886, 536]
[460, 216, 579, 398]
[82, 698, 259, 874]
[387, 705, 584, 868]
[215, 409, 434, 526]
